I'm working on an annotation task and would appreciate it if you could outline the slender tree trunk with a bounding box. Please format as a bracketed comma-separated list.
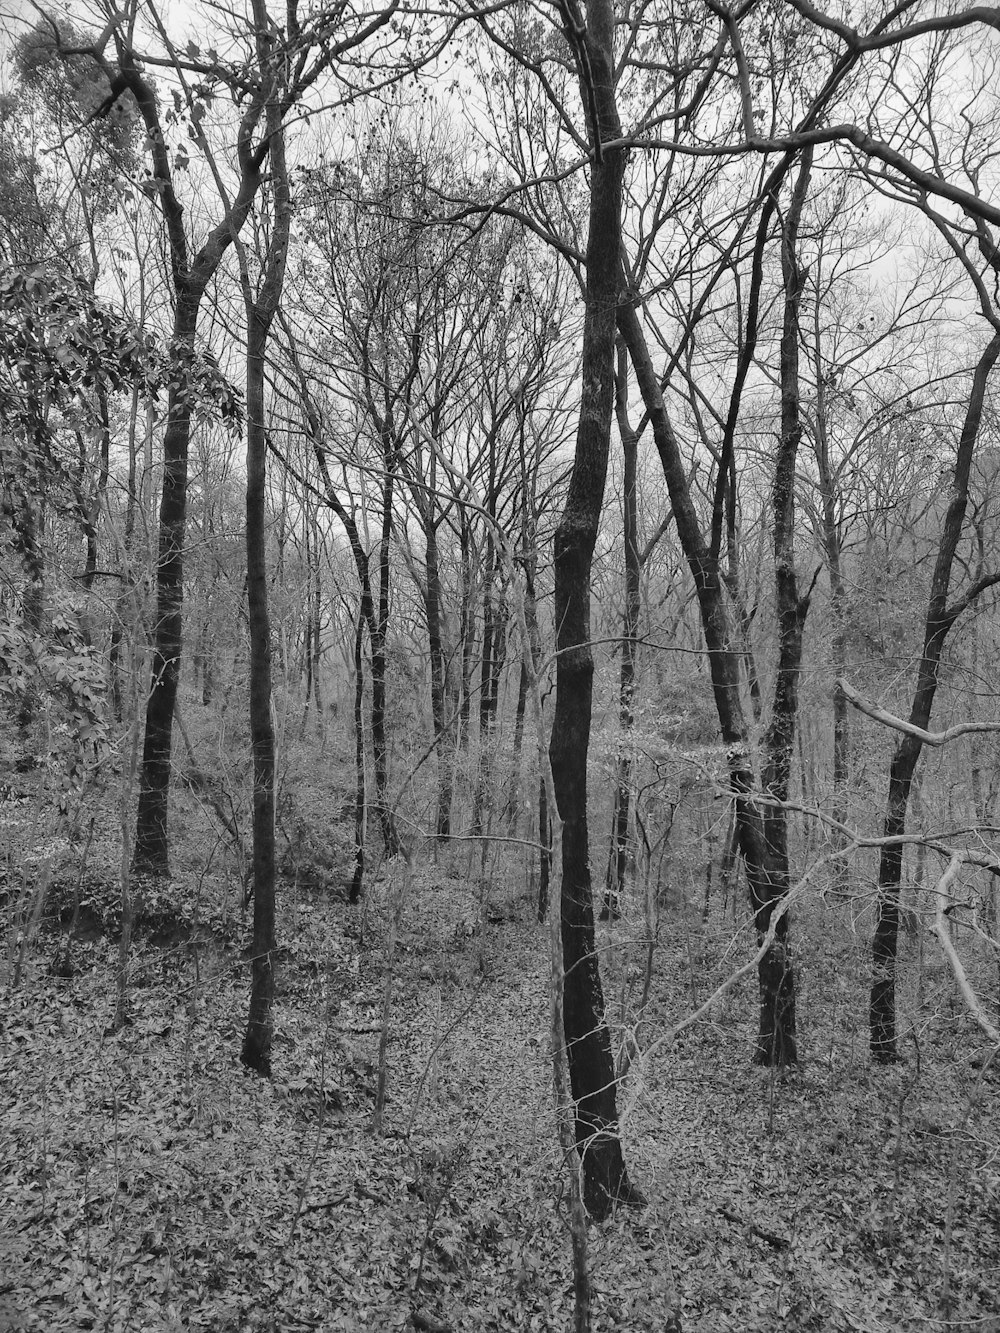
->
[292, 376, 390, 898]
[14, 483, 44, 734]
[603, 343, 640, 921]
[240, 57, 290, 1076]
[301, 521, 316, 732]
[241, 302, 278, 1075]
[473, 552, 507, 838]
[350, 609, 366, 904]
[618, 277, 800, 1064]
[311, 527, 323, 725]
[110, 387, 143, 721]
[550, 0, 636, 1219]
[755, 150, 813, 1066]
[372, 455, 399, 856]
[507, 660, 528, 833]
[870, 333, 1000, 1062]
[814, 351, 850, 886]
[424, 511, 453, 839]
[517, 516, 552, 919]
[538, 775, 552, 921]
[458, 509, 476, 751]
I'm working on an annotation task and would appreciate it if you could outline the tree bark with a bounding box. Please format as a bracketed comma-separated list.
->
[350, 608, 366, 904]
[811, 289, 850, 889]
[423, 504, 453, 839]
[617, 257, 801, 1064]
[756, 149, 813, 1066]
[241, 299, 279, 1075]
[129, 48, 266, 876]
[458, 505, 477, 750]
[286, 347, 399, 889]
[549, 0, 636, 1219]
[602, 342, 640, 921]
[133, 297, 198, 874]
[372, 450, 400, 856]
[870, 333, 1000, 1062]
[241, 40, 290, 1076]
[473, 542, 507, 838]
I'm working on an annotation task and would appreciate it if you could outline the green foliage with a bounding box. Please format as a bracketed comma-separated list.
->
[0, 262, 240, 805]
[0, 266, 243, 457]
[0, 598, 110, 810]
[13, 17, 142, 179]
[0, 267, 150, 444]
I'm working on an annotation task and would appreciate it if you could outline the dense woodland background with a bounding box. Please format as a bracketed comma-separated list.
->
[3, 0, 1000, 1329]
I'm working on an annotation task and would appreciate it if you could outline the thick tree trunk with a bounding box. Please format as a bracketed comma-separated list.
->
[133, 298, 198, 875]
[550, 0, 636, 1220]
[125, 43, 265, 877]
[241, 306, 278, 1076]
[870, 333, 1000, 1061]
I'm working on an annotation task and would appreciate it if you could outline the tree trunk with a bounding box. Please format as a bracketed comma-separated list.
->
[14, 483, 44, 733]
[458, 507, 476, 751]
[507, 660, 528, 834]
[550, 0, 636, 1219]
[424, 510, 453, 839]
[109, 387, 143, 722]
[372, 455, 399, 856]
[133, 298, 198, 875]
[349, 609, 366, 904]
[618, 244, 802, 1064]
[516, 512, 552, 919]
[293, 379, 390, 900]
[473, 555, 507, 839]
[241, 54, 290, 1076]
[241, 301, 278, 1076]
[755, 149, 813, 1067]
[870, 333, 1000, 1062]
[602, 343, 640, 921]
[126, 43, 266, 877]
[538, 775, 552, 921]
[813, 339, 850, 888]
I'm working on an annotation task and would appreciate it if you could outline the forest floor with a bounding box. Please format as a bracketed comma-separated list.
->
[2, 774, 1000, 1333]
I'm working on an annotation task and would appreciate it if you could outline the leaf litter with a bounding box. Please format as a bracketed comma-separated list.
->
[2, 853, 999, 1332]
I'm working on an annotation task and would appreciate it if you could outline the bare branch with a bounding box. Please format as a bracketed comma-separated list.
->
[931, 855, 1000, 1047]
[838, 677, 1000, 747]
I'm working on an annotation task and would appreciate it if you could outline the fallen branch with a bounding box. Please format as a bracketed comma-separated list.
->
[719, 1206, 790, 1251]
[931, 855, 1000, 1047]
[300, 1192, 350, 1216]
[838, 678, 1000, 748]
[411, 1307, 454, 1332]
